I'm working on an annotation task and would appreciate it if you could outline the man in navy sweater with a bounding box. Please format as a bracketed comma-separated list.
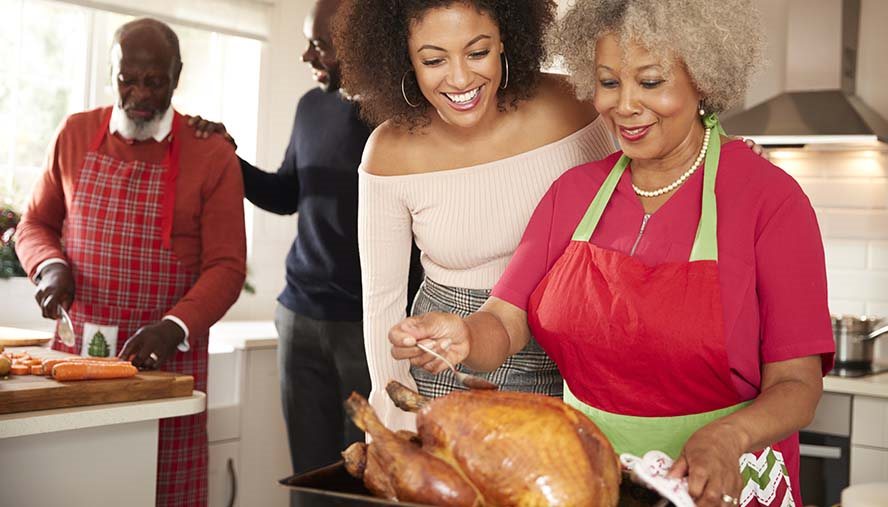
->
[190, 0, 421, 474]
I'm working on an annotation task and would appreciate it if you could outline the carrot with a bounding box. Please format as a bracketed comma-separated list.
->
[52, 362, 138, 381]
[41, 357, 125, 373]
[31, 365, 44, 375]
[10, 364, 31, 375]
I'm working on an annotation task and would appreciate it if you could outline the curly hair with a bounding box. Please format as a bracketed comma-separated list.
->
[553, 0, 764, 114]
[333, 0, 557, 129]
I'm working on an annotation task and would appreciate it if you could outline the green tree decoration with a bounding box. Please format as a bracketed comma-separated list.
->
[88, 331, 110, 357]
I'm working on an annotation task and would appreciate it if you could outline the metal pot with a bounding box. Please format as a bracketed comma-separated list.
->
[831, 315, 888, 367]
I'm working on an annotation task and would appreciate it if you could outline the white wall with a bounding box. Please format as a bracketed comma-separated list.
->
[745, 0, 790, 109]
[772, 146, 888, 357]
[223, 0, 315, 321]
[785, 0, 843, 91]
[857, 0, 888, 118]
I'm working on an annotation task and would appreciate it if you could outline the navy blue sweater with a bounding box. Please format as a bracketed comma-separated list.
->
[241, 88, 421, 321]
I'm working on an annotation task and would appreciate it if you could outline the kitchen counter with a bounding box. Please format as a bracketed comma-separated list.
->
[823, 365, 888, 399]
[209, 319, 277, 352]
[0, 391, 205, 507]
[0, 391, 205, 438]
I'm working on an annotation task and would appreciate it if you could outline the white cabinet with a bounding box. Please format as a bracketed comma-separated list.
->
[206, 323, 290, 507]
[850, 395, 888, 484]
[209, 441, 240, 507]
[850, 445, 888, 484]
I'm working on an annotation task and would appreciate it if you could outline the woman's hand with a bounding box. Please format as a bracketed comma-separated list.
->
[388, 312, 471, 374]
[667, 421, 746, 507]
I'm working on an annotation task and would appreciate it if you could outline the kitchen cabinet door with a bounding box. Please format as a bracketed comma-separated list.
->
[208, 440, 240, 507]
[850, 445, 888, 484]
[851, 396, 888, 448]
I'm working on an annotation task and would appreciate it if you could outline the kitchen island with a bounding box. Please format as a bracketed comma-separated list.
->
[0, 390, 205, 507]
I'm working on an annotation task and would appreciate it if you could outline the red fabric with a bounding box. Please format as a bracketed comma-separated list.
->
[493, 142, 835, 399]
[53, 113, 207, 506]
[523, 153, 800, 505]
[16, 106, 246, 339]
[529, 241, 739, 416]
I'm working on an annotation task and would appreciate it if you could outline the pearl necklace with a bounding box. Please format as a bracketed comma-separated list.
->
[632, 128, 711, 198]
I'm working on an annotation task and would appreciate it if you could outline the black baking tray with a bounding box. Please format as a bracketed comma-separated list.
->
[280, 460, 666, 507]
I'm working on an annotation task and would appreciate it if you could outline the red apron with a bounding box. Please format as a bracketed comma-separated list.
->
[527, 116, 799, 506]
[54, 108, 208, 507]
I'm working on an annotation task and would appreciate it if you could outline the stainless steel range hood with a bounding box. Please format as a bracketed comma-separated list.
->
[721, 0, 888, 146]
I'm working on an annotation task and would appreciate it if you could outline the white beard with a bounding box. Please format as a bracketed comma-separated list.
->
[110, 102, 168, 142]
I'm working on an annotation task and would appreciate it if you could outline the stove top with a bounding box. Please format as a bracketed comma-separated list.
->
[828, 364, 888, 378]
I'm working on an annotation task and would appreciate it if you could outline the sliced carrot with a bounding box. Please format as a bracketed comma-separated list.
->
[10, 364, 31, 375]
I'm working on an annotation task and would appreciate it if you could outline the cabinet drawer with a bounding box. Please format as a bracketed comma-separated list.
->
[850, 445, 888, 484]
[806, 392, 851, 437]
[851, 396, 888, 447]
[209, 441, 239, 507]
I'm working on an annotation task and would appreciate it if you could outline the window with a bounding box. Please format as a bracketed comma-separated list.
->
[0, 0, 262, 211]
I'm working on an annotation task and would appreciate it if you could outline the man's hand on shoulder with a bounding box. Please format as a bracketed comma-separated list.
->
[34, 263, 74, 319]
[186, 114, 238, 149]
[118, 320, 185, 370]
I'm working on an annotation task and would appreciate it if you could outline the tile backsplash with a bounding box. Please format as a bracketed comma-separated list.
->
[772, 145, 888, 358]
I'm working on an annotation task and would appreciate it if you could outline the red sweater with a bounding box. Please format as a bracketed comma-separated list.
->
[16, 106, 246, 339]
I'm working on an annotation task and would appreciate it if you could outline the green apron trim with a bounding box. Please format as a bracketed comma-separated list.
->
[741, 448, 789, 490]
[565, 383, 751, 459]
[571, 155, 629, 242]
[571, 113, 724, 262]
[689, 113, 725, 262]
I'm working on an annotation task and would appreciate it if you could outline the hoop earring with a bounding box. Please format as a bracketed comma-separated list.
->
[501, 52, 509, 90]
[401, 70, 421, 108]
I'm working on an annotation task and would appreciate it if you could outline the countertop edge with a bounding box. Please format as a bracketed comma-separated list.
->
[0, 391, 206, 439]
[823, 376, 888, 399]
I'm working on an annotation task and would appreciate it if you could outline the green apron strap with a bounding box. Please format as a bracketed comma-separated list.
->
[570, 113, 726, 261]
[571, 155, 630, 242]
[689, 113, 725, 262]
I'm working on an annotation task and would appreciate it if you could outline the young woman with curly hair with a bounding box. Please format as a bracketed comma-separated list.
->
[333, 0, 617, 431]
[390, 0, 834, 505]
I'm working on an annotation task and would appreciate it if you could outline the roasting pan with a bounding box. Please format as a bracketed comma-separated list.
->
[280, 460, 666, 507]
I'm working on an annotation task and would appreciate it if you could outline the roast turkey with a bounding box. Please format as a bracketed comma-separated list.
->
[342, 381, 621, 507]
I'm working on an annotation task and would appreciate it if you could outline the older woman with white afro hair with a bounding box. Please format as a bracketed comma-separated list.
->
[387, 1, 836, 506]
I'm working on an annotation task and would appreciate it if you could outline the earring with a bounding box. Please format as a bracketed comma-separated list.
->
[698, 101, 706, 117]
[501, 52, 509, 90]
[401, 70, 421, 108]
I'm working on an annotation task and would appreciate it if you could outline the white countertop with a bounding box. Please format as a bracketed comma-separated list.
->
[0, 391, 206, 439]
[208, 320, 277, 353]
[824, 371, 888, 399]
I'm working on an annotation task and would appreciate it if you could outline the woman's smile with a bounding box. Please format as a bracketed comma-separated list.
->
[442, 84, 484, 111]
[618, 123, 654, 142]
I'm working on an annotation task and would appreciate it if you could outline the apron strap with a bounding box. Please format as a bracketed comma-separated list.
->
[689, 113, 725, 262]
[160, 112, 182, 249]
[571, 113, 727, 262]
[571, 155, 629, 242]
[89, 108, 114, 152]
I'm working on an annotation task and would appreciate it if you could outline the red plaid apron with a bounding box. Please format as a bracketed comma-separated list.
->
[54, 108, 208, 506]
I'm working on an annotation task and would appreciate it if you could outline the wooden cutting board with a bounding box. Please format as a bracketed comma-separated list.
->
[0, 326, 53, 347]
[0, 347, 194, 415]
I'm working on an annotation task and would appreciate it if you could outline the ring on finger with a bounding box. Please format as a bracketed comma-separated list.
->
[721, 493, 739, 505]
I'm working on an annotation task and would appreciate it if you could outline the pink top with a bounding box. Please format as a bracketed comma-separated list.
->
[492, 141, 835, 399]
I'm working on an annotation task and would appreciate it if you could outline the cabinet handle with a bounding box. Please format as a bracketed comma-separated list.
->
[799, 443, 842, 460]
[226, 458, 238, 507]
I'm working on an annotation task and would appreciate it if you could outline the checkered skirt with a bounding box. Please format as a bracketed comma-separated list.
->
[409, 278, 563, 399]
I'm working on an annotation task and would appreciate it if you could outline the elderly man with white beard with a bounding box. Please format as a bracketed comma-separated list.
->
[15, 17, 245, 507]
